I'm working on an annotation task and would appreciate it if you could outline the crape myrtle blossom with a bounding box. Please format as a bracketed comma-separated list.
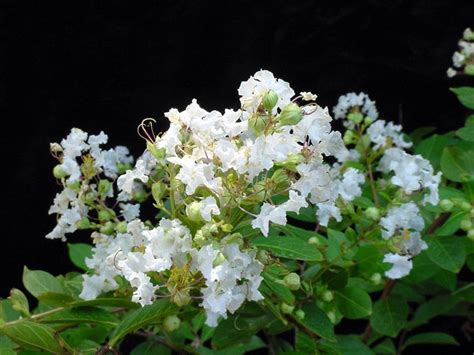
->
[447, 27, 474, 77]
[46, 70, 442, 328]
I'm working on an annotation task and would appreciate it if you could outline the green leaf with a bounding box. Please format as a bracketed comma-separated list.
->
[321, 268, 349, 290]
[261, 273, 295, 304]
[409, 295, 458, 327]
[0, 321, 67, 353]
[403, 332, 459, 348]
[456, 124, 474, 142]
[67, 243, 93, 271]
[131, 340, 171, 355]
[8, 289, 30, 317]
[299, 303, 336, 341]
[109, 299, 178, 346]
[434, 211, 468, 236]
[431, 269, 457, 291]
[326, 229, 349, 263]
[252, 234, 323, 261]
[0, 336, 16, 354]
[41, 306, 118, 326]
[319, 335, 374, 355]
[370, 297, 408, 337]
[0, 300, 21, 323]
[440, 146, 474, 182]
[70, 297, 140, 309]
[427, 236, 466, 273]
[287, 205, 317, 223]
[295, 331, 317, 353]
[410, 126, 436, 145]
[22, 267, 65, 298]
[404, 252, 438, 283]
[335, 286, 372, 319]
[415, 134, 449, 169]
[450, 87, 474, 109]
[372, 338, 396, 354]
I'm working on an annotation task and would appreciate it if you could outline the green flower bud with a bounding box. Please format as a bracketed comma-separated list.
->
[221, 224, 233, 233]
[321, 290, 334, 302]
[283, 273, 301, 291]
[117, 162, 132, 175]
[249, 114, 268, 136]
[98, 210, 112, 222]
[439, 199, 454, 212]
[115, 221, 127, 234]
[280, 302, 295, 314]
[151, 182, 167, 204]
[295, 309, 305, 320]
[460, 201, 471, 211]
[262, 90, 279, 111]
[364, 207, 380, 221]
[163, 315, 181, 332]
[278, 153, 305, 171]
[279, 103, 302, 125]
[470, 208, 474, 219]
[460, 218, 473, 231]
[257, 249, 271, 264]
[370, 273, 382, 285]
[53, 164, 68, 179]
[308, 236, 320, 245]
[100, 221, 115, 235]
[77, 217, 92, 230]
[467, 229, 474, 241]
[194, 230, 207, 246]
[465, 64, 474, 76]
[186, 201, 203, 222]
[98, 179, 112, 198]
[272, 169, 288, 185]
[67, 181, 81, 191]
[347, 112, 364, 124]
[364, 116, 375, 125]
[343, 130, 355, 145]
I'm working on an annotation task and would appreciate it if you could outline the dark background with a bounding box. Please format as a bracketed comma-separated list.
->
[3, 0, 474, 352]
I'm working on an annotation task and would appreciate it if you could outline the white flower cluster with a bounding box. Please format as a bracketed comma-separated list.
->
[333, 92, 378, 128]
[378, 148, 441, 205]
[46, 129, 134, 241]
[367, 120, 412, 150]
[81, 219, 263, 326]
[380, 203, 427, 279]
[447, 28, 474, 77]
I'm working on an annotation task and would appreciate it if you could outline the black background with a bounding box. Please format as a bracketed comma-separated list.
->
[3, 0, 474, 352]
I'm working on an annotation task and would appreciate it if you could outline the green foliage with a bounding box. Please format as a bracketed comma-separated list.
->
[450, 87, 474, 109]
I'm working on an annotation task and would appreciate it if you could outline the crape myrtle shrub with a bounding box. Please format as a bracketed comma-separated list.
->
[1, 28, 474, 355]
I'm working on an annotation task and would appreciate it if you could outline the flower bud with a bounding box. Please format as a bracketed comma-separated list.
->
[370, 273, 382, 285]
[98, 179, 112, 198]
[439, 199, 454, 212]
[100, 221, 115, 235]
[460, 218, 472, 231]
[98, 210, 113, 222]
[347, 112, 364, 124]
[364, 116, 375, 125]
[283, 273, 301, 291]
[163, 315, 181, 332]
[463, 28, 474, 41]
[279, 103, 302, 125]
[221, 224, 233, 233]
[77, 217, 92, 230]
[467, 229, 474, 241]
[133, 189, 148, 203]
[321, 290, 334, 302]
[459, 201, 471, 211]
[295, 309, 305, 320]
[249, 114, 268, 136]
[213, 252, 226, 267]
[53, 165, 68, 179]
[257, 249, 271, 264]
[364, 207, 380, 221]
[280, 302, 295, 314]
[271, 169, 288, 186]
[186, 201, 203, 222]
[470, 208, 474, 219]
[115, 221, 128, 234]
[68, 181, 81, 191]
[50, 142, 63, 154]
[343, 130, 355, 145]
[193, 229, 207, 246]
[308, 236, 320, 245]
[262, 90, 279, 111]
[465, 64, 474, 76]
[117, 163, 132, 175]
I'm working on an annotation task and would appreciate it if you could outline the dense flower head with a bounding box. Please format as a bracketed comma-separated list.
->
[45, 70, 441, 327]
[447, 27, 474, 77]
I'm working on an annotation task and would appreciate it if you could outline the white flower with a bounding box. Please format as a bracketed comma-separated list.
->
[316, 203, 341, 226]
[117, 158, 150, 194]
[402, 231, 428, 256]
[120, 203, 140, 222]
[379, 202, 424, 239]
[337, 168, 365, 203]
[333, 92, 378, 121]
[383, 253, 412, 279]
[200, 196, 220, 222]
[61, 128, 89, 158]
[238, 70, 295, 113]
[60, 156, 82, 183]
[283, 190, 308, 214]
[453, 51, 465, 68]
[300, 91, 317, 101]
[251, 203, 287, 237]
[367, 120, 412, 150]
[447, 68, 457, 78]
